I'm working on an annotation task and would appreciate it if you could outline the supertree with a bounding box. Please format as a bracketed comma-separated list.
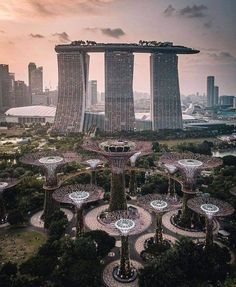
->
[163, 164, 178, 200]
[0, 179, 19, 224]
[82, 139, 152, 211]
[82, 159, 103, 185]
[20, 151, 78, 222]
[159, 152, 222, 225]
[102, 211, 144, 283]
[188, 195, 234, 249]
[230, 187, 236, 197]
[137, 193, 180, 244]
[129, 152, 141, 196]
[53, 184, 104, 236]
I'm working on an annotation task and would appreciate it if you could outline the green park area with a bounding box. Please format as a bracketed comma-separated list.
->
[0, 228, 47, 264]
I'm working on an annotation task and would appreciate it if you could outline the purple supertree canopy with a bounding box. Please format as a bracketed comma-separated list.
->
[52, 184, 104, 206]
[82, 139, 152, 173]
[20, 151, 79, 187]
[137, 193, 180, 214]
[0, 178, 19, 194]
[159, 152, 222, 188]
[187, 196, 234, 218]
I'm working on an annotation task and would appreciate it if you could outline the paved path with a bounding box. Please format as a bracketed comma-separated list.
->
[84, 204, 152, 236]
[30, 208, 74, 229]
[102, 260, 142, 287]
[162, 210, 219, 239]
[134, 232, 177, 254]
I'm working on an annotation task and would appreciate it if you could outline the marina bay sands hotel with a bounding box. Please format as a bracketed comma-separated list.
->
[53, 41, 199, 133]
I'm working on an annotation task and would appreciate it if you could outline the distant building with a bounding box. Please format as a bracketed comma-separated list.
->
[105, 51, 135, 132]
[0, 64, 10, 112]
[28, 63, 43, 99]
[150, 53, 183, 130]
[15, 81, 30, 107]
[207, 76, 214, 107]
[5, 105, 55, 124]
[214, 86, 219, 106]
[9, 73, 16, 108]
[220, 95, 235, 108]
[88, 80, 98, 107]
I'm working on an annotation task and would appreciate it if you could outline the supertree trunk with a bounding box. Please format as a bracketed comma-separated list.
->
[168, 177, 176, 198]
[119, 235, 132, 278]
[109, 172, 127, 212]
[0, 195, 6, 223]
[155, 213, 163, 244]
[180, 192, 192, 227]
[91, 170, 96, 185]
[42, 188, 60, 222]
[75, 206, 84, 237]
[205, 216, 214, 249]
[129, 169, 136, 196]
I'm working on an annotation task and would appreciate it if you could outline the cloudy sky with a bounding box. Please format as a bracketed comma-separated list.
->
[0, 0, 236, 96]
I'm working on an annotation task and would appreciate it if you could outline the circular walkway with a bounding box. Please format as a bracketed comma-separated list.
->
[30, 208, 74, 228]
[103, 260, 142, 287]
[162, 210, 219, 239]
[84, 204, 152, 236]
[135, 232, 177, 254]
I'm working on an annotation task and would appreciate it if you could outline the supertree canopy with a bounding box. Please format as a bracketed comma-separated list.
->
[82, 139, 152, 211]
[188, 196, 234, 248]
[159, 152, 222, 192]
[137, 193, 180, 244]
[53, 184, 104, 236]
[20, 151, 79, 222]
[159, 152, 222, 226]
[0, 178, 19, 224]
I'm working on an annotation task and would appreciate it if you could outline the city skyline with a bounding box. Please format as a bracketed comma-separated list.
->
[0, 0, 236, 95]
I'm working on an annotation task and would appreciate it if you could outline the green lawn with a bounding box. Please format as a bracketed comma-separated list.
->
[0, 228, 47, 264]
[159, 137, 218, 147]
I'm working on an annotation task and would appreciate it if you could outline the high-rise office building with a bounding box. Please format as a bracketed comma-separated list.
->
[9, 73, 16, 108]
[150, 53, 183, 130]
[15, 80, 30, 107]
[207, 76, 215, 107]
[88, 80, 98, 107]
[28, 63, 43, 97]
[105, 51, 135, 132]
[214, 86, 219, 107]
[53, 52, 89, 133]
[0, 64, 10, 112]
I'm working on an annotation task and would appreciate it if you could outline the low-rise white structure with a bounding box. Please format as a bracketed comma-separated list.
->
[5, 105, 56, 124]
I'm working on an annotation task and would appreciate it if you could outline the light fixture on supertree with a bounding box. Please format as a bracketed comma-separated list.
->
[53, 184, 104, 236]
[187, 196, 234, 249]
[0, 178, 19, 224]
[20, 151, 79, 222]
[82, 139, 152, 212]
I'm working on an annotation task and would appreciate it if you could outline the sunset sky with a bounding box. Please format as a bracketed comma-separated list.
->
[0, 0, 236, 96]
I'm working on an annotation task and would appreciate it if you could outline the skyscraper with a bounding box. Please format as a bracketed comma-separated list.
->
[53, 52, 89, 133]
[207, 76, 214, 108]
[105, 51, 135, 132]
[0, 64, 10, 112]
[15, 81, 30, 107]
[150, 53, 183, 130]
[214, 86, 219, 107]
[28, 63, 43, 97]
